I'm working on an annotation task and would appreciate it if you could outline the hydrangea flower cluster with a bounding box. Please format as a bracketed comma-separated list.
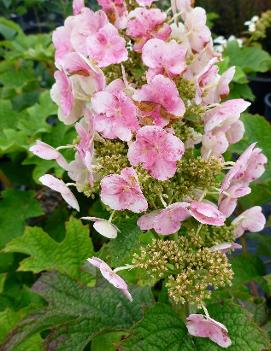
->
[30, 0, 267, 348]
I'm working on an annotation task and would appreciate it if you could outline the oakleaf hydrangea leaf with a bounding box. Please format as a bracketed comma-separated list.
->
[0, 189, 44, 249]
[0, 308, 42, 351]
[1, 271, 153, 351]
[106, 219, 146, 266]
[194, 301, 271, 350]
[121, 303, 195, 351]
[121, 301, 270, 351]
[3, 218, 93, 281]
[224, 41, 271, 73]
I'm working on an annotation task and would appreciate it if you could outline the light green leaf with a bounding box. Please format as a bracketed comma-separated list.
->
[106, 218, 145, 266]
[1, 271, 153, 351]
[0, 189, 44, 249]
[0, 308, 20, 342]
[4, 218, 93, 281]
[224, 41, 271, 73]
[101, 217, 154, 267]
[228, 83, 255, 101]
[0, 100, 21, 129]
[0, 272, 6, 293]
[0, 129, 29, 153]
[0, 17, 23, 40]
[92, 332, 126, 351]
[0, 308, 42, 351]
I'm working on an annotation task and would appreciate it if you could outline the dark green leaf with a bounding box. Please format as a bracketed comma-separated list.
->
[121, 303, 195, 351]
[1, 271, 153, 351]
[0, 189, 44, 249]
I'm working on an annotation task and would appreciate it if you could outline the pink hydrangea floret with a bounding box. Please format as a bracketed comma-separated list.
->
[186, 314, 232, 348]
[232, 206, 266, 238]
[189, 201, 225, 226]
[137, 202, 190, 235]
[128, 126, 185, 181]
[92, 79, 139, 141]
[87, 257, 132, 300]
[101, 167, 148, 213]
[133, 75, 185, 127]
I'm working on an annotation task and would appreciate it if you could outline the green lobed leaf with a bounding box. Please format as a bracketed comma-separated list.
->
[1, 271, 153, 351]
[121, 303, 195, 351]
[0, 189, 44, 249]
[3, 217, 93, 281]
[0, 308, 42, 351]
[224, 41, 271, 73]
[121, 301, 270, 351]
[92, 332, 126, 351]
[228, 83, 255, 101]
[230, 254, 266, 286]
[106, 218, 145, 266]
[194, 301, 271, 351]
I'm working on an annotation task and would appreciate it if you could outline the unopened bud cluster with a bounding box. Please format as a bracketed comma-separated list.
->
[133, 237, 233, 306]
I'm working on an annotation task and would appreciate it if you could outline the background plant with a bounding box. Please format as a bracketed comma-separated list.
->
[0, 1, 270, 351]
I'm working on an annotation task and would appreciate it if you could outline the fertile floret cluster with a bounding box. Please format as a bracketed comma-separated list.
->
[29, 0, 267, 348]
[133, 234, 233, 306]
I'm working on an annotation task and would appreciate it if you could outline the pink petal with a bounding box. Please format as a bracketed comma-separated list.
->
[226, 120, 245, 145]
[87, 23, 128, 67]
[73, 0, 84, 15]
[71, 9, 108, 56]
[39, 174, 79, 211]
[100, 167, 148, 213]
[189, 201, 225, 226]
[204, 99, 251, 133]
[218, 67, 236, 98]
[30, 141, 69, 171]
[128, 126, 184, 181]
[136, 0, 157, 5]
[186, 314, 232, 348]
[138, 202, 190, 235]
[210, 242, 242, 254]
[87, 257, 133, 301]
[133, 75, 185, 118]
[232, 206, 266, 238]
[53, 71, 73, 116]
[142, 39, 187, 77]
[81, 217, 119, 239]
